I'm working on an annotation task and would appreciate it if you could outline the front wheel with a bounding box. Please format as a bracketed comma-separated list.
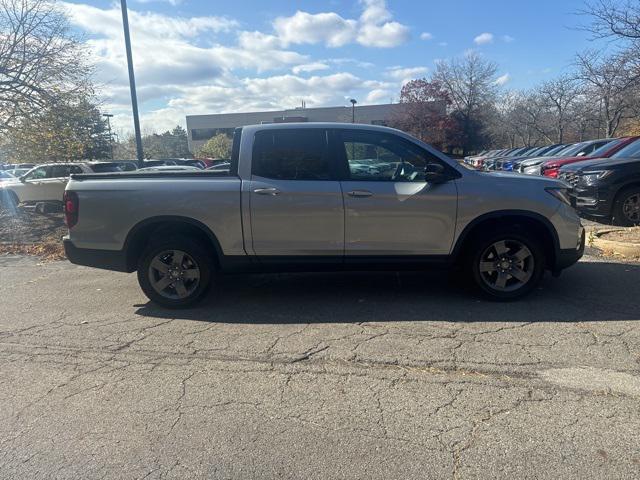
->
[137, 236, 213, 308]
[470, 231, 545, 300]
[613, 187, 640, 227]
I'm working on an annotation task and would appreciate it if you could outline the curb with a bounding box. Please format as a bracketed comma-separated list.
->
[590, 228, 640, 258]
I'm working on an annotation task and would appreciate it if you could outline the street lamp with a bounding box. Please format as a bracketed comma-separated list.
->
[120, 0, 144, 168]
[102, 113, 114, 161]
[350, 98, 357, 123]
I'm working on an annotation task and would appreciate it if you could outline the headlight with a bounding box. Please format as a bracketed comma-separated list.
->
[578, 170, 612, 186]
[545, 187, 572, 206]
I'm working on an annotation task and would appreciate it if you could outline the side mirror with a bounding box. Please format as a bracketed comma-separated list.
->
[19, 175, 26, 183]
[424, 163, 448, 183]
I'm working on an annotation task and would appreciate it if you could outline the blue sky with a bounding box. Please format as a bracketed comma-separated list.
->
[61, 0, 605, 133]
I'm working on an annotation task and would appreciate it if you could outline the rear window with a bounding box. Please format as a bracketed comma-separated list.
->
[252, 129, 329, 180]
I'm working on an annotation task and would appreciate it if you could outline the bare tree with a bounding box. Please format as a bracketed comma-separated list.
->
[433, 51, 498, 154]
[0, 0, 91, 131]
[536, 75, 580, 143]
[580, 0, 640, 41]
[575, 48, 640, 137]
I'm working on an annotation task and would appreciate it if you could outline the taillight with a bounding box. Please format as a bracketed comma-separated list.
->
[64, 191, 79, 228]
[544, 168, 559, 178]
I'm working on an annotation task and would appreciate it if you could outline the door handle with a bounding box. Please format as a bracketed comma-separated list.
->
[347, 190, 373, 198]
[253, 187, 280, 196]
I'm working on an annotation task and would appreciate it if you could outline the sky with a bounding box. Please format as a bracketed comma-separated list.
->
[60, 0, 604, 134]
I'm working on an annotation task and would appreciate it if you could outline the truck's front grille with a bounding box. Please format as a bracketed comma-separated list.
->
[560, 171, 579, 188]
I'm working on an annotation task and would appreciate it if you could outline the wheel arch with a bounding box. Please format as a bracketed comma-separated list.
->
[123, 216, 223, 271]
[452, 210, 560, 269]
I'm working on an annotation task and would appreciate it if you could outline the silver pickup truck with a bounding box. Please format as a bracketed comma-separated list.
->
[63, 123, 585, 307]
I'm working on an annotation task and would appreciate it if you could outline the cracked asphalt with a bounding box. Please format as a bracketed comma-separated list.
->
[1, 252, 639, 479]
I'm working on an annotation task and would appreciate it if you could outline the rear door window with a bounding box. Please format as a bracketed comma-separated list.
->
[252, 129, 329, 180]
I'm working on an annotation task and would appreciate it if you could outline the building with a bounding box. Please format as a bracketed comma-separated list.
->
[185, 103, 408, 153]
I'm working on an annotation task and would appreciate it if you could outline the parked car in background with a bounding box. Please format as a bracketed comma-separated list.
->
[137, 166, 201, 172]
[0, 162, 123, 207]
[5, 167, 31, 178]
[170, 159, 206, 169]
[0, 171, 15, 180]
[115, 161, 138, 172]
[560, 139, 640, 226]
[519, 139, 614, 175]
[541, 136, 639, 178]
[488, 144, 563, 171]
[63, 123, 584, 306]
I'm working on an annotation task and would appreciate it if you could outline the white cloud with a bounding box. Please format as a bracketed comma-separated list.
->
[292, 62, 330, 74]
[420, 32, 433, 41]
[385, 66, 429, 83]
[60, 1, 414, 134]
[502, 35, 514, 43]
[273, 0, 410, 48]
[495, 73, 510, 86]
[474, 32, 494, 45]
[365, 89, 393, 103]
[438, 41, 448, 47]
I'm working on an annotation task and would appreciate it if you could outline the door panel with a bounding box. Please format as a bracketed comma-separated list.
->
[250, 177, 344, 255]
[336, 129, 458, 256]
[248, 128, 344, 256]
[341, 180, 457, 255]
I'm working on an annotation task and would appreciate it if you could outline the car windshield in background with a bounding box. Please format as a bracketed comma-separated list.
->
[589, 138, 623, 158]
[611, 138, 640, 159]
[0, 171, 15, 179]
[556, 143, 587, 156]
[543, 145, 568, 156]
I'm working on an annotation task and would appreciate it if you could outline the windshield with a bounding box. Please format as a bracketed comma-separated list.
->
[556, 143, 587, 157]
[589, 139, 623, 158]
[611, 138, 640, 159]
[0, 171, 14, 179]
[544, 145, 566, 156]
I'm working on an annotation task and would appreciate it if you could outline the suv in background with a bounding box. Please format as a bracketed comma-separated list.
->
[560, 140, 640, 226]
[0, 162, 123, 207]
[541, 136, 639, 178]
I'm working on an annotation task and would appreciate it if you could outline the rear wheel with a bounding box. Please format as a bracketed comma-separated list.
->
[137, 236, 213, 308]
[470, 230, 545, 300]
[613, 187, 640, 227]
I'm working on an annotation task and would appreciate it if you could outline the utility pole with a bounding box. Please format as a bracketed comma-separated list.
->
[103, 113, 114, 161]
[350, 98, 357, 123]
[120, 0, 144, 168]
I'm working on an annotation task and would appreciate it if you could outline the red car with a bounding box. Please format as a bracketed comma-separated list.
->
[541, 136, 640, 178]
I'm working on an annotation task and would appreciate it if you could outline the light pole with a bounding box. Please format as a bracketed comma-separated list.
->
[103, 113, 114, 161]
[350, 98, 357, 123]
[120, 0, 144, 168]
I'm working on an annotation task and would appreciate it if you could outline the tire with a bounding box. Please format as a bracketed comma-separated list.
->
[612, 187, 640, 227]
[137, 235, 213, 308]
[469, 229, 545, 301]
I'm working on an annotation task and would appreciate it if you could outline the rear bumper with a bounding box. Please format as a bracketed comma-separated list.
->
[63, 237, 132, 273]
[553, 228, 585, 272]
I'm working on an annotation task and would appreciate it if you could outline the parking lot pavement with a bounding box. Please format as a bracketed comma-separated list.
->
[1, 254, 639, 479]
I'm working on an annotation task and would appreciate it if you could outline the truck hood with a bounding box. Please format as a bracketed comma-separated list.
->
[480, 170, 566, 187]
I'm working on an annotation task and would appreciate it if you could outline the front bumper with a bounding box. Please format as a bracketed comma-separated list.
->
[569, 185, 614, 219]
[554, 227, 585, 272]
[63, 237, 131, 272]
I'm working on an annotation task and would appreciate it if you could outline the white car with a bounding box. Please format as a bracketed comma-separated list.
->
[0, 162, 122, 206]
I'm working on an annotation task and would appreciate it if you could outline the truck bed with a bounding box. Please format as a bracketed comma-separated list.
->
[70, 170, 234, 181]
